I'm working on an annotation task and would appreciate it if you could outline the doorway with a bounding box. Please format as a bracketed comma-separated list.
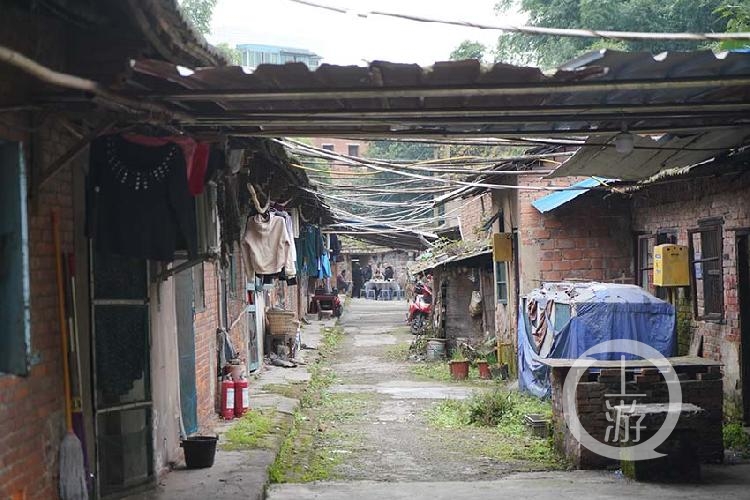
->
[738, 232, 750, 424]
[175, 266, 198, 435]
[90, 250, 153, 497]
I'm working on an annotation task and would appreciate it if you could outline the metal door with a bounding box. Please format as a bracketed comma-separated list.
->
[91, 250, 153, 498]
[175, 267, 198, 434]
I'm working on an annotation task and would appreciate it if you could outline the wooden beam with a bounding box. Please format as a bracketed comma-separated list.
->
[142, 76, 750, 102]
[36, 119, 115, 190]
[188, 101, 750, 120]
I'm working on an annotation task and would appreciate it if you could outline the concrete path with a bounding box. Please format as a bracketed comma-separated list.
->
[123, 318, 328, 500]
[268, 298, 750, 500]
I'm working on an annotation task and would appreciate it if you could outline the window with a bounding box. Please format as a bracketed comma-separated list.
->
[321, 144, 334, 151]
[347, 144, 360, 157]
[496, 262, 508, 304]
[193, 263, 205, 311]
[0, 142, 31, 375]
[635, 230, 676, 299]
[689, 219, 723, 320]
[636, 234, 655, 290]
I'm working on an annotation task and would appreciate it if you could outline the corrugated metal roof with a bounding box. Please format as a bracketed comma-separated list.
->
[549, 128, 750, 180]
[531, 178, 605, 213]
[127, 50, 750, 138]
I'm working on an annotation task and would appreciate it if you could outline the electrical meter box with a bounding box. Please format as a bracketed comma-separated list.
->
[493, 233, 513, 262]
[653, 244, 689, 287]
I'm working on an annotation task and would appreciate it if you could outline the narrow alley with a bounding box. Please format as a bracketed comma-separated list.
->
[266, 299, 750, 500]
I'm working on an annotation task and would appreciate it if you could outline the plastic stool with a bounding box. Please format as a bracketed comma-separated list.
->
[359, 289, 367, 298]
[366, 289, 376, 299]
[396, 290, 405, 300]
[379, 289, 392, 300]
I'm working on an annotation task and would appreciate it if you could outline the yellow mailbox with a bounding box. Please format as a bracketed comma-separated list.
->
[653, 244, 689, 287]
[493, 232, 513, 262]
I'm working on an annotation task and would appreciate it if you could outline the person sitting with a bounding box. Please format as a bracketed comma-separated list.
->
[336, 270, 349, 293]
[373, 267, 384, 280]
[383, 263, 394, 281]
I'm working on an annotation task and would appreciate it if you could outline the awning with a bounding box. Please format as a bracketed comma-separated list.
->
[531, 178, 604, 213]
[409, 246, 492, 274]
[549, 128, 750, 181]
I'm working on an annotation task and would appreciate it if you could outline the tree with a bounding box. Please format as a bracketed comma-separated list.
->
[215, 43, 242, 65]
[179, 0, 218, 35]
[716, 1, 750, 50]
[450, 40, 487, 61]
[494, 0, 730, 68]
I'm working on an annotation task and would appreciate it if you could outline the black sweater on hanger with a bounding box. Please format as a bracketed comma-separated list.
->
[86, 134, 198, 261]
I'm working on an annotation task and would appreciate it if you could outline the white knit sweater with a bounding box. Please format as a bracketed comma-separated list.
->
[241, 214, 295, 277]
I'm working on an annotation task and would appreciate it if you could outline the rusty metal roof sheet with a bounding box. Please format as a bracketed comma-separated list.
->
[126, 50, 750, 138]
[550, 128, 750, 181]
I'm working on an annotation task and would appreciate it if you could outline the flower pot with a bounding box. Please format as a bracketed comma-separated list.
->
[477, 361, 492, 380]
[449, 360, 469, 380]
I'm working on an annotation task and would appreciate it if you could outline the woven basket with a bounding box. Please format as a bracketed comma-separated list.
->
[267, 309, 296, 336]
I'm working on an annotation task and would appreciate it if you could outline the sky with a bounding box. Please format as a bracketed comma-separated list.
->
[207, 0, 526, 66]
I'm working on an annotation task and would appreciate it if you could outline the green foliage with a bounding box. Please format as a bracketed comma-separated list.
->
[715, 1, 750, 50]
[723, 422, 750, 453]
[179, 0, 218, 34]
[494, 0, 731, 68]
[215, 42, 242, 65]
[222, 410, 275, 450]
[450, 40, 488, 61]
[366, 141, 438, 161]
[426, 389, 561, 466]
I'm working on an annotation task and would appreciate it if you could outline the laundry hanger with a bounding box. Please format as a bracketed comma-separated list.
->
[247, 182, 271, 217]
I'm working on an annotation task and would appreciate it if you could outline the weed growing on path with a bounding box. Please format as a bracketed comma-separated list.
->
[425, 389, 563, 467]
[270, 322, 365, 483]
[222, 410, 275, 450]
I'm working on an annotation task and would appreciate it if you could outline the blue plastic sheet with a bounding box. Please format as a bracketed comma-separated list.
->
[518, 283, 675, 398]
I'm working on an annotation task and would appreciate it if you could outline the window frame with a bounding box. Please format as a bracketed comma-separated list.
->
[688, 219, 724, 321]
[495, 261, 508, 305]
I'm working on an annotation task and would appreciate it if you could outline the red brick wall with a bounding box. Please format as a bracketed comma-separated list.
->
[631, 170, 750, 416]
[0, 117, 77, 500]
[518, 172, 633, 294]
[194, 262, 219, 430]
[459, 193, 493, 242]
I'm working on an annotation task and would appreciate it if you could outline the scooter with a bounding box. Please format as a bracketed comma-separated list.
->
[407, 282, 432, 335]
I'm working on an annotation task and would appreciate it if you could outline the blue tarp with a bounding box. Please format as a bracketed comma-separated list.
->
[518, 282, 675, 398]
[531, 177, 605, 213]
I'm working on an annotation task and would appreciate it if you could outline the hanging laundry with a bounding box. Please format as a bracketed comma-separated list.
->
[289, 207, 300, 238]
[241, 213, 295, 279]
[122, 134, 210, 195]
[87, 134, 197, 261]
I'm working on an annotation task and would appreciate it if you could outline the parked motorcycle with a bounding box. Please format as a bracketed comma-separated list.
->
[407, 282, 432, 335]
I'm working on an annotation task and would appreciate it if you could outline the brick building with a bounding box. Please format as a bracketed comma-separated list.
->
[0, 4, 331, 498]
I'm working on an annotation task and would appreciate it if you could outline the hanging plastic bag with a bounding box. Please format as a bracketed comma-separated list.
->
[469, 291, 483, 317]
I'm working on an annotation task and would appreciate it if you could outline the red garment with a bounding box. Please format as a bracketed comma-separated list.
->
[122, 134, 210, 195]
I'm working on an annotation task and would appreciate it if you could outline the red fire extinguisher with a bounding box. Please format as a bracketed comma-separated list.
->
[220, 376, 235, 420]
[234, 372, 249, 417]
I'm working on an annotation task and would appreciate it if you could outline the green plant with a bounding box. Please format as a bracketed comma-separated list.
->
[468, 389, 514, 426]
[450, 349, 467, 362]
[723, 422, 750, 453]
[222, 410, 275, 450]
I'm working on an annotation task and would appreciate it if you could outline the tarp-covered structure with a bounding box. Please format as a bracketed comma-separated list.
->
[518, 282, 675, 398]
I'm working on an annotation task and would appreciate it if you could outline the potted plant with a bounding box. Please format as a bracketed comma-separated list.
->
[475, 357, 492, 380]
[449, 351, 469, 380]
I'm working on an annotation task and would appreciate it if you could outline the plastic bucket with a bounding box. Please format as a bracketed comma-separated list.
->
[181, 436, 218, 469]
[425, 339, 446, 360]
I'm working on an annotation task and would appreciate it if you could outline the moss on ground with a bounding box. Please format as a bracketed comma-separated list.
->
[269, 323, 367, 483]
[724, 422, 750, 457]
[222, 409, 276, 450]
[424, 389, 564, 468]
